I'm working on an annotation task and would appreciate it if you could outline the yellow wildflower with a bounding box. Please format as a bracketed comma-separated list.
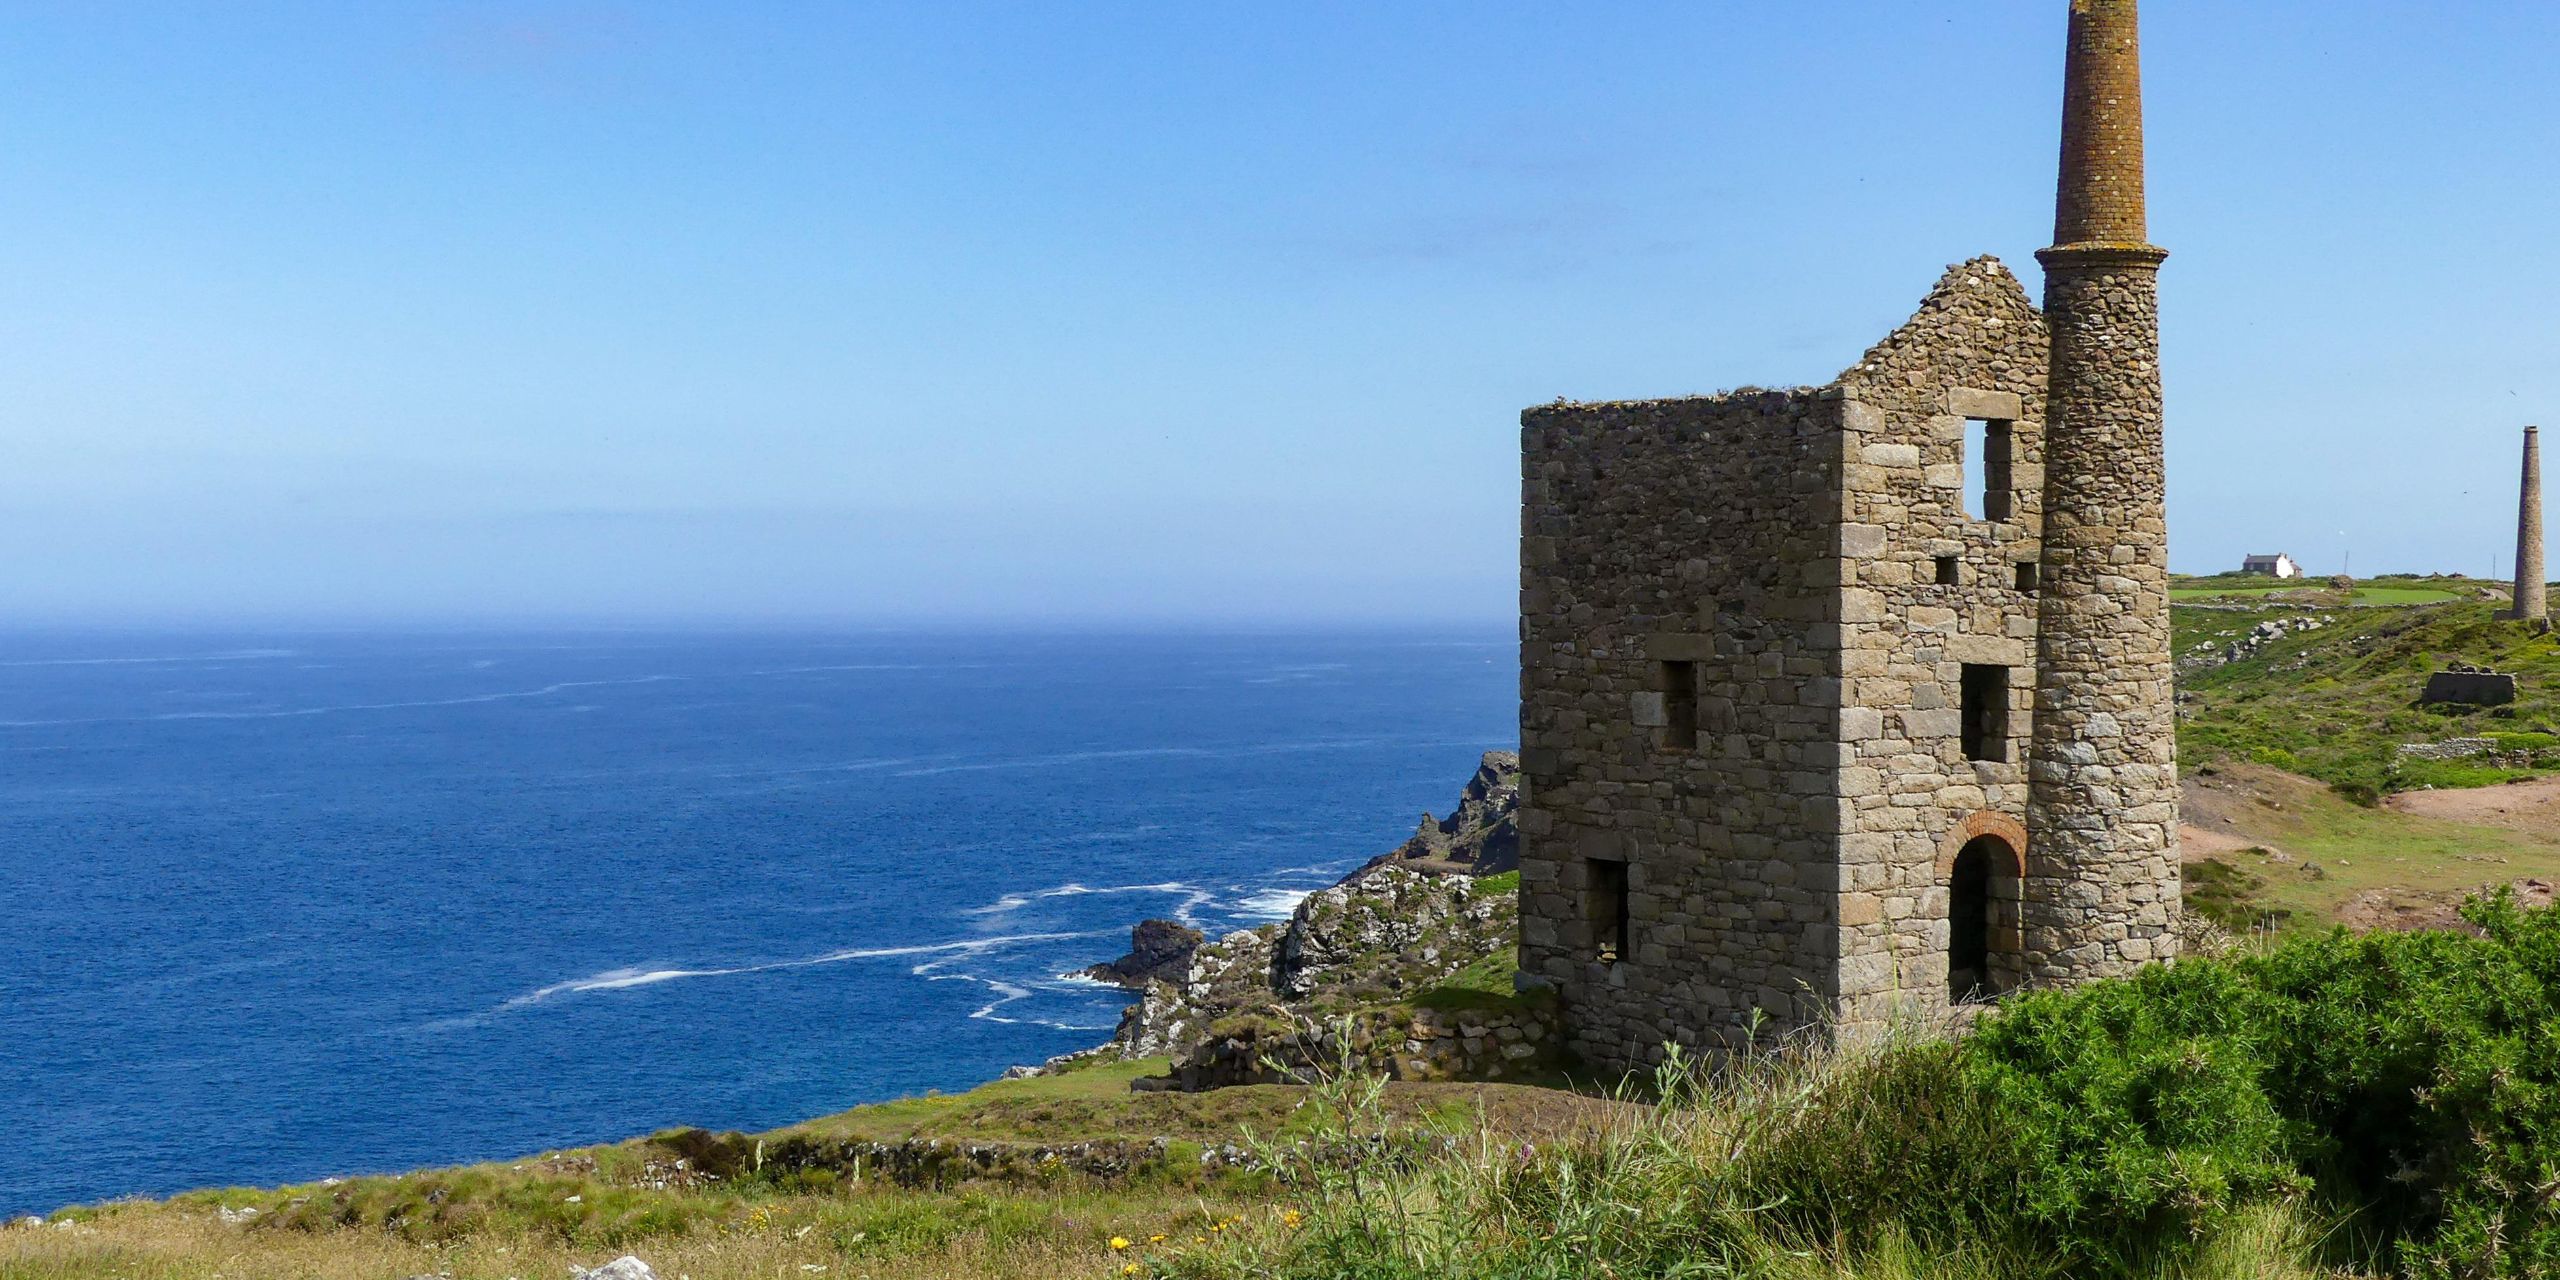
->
[1122, 1267, 1141, 1278]
[1109, 1237, 1130, 1251]
[1147, 1234, 1166, 1244]
[1281, 1209, 1304, 1228]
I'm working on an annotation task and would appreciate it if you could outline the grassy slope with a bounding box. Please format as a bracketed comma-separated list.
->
[2181, 762, 2560, 932]
[2173, 594, 2560, 798]
[2168, 570, 2477, 606]
[2172, 591, 2560, 933]
[6, 1041, 1619, 1280]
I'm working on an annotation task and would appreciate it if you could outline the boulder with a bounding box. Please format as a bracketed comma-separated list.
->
[1080, 919, 1205, 990]
[572, 1258, 661, 1280]
[2422, 669, 2519, 706]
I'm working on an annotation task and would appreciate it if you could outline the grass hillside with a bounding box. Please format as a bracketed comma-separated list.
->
[39, 901, 2560, 1278]
[2, 1058, 1617, 1280]
[2179, 761, 2560, 934]
[2173, 593, 2559, 799]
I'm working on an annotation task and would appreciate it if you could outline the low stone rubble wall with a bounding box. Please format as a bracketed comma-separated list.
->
[2422, 669, 2519, 706]
[1142, 1003, 1560, 1093]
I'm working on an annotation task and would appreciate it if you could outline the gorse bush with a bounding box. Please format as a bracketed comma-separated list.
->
[1187, 895, 2560, 1279]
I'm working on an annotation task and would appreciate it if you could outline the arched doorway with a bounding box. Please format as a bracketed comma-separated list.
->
[1948, 837, 2000, 1002]
[1939, 811, 2027, 1005]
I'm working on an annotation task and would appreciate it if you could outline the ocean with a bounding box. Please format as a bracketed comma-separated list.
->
[0, 629, 1514, 1216]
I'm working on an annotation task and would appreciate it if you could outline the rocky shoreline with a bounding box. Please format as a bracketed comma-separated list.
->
[1024, 751, 1546, 1090]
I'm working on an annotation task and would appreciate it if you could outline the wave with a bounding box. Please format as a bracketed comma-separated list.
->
[961, 881, 1192, 917]
[484, 929, 1113, 1017]
[1234, 887, 1317, 921]
[928, 973, 1116, 1032]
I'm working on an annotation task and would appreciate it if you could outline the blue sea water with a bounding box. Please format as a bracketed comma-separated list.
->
[0, 630, 1514, 1216]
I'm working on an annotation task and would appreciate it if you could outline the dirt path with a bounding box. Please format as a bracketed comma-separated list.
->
[2384, 774, 2560, 833]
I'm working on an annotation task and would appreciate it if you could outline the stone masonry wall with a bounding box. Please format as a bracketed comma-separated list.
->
[1519, 262, 2063, 1071]
[1828, 258, 2051, 1026]
[1518, 389, 1847, 1070]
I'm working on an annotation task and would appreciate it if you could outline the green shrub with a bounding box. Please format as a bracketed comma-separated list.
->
[1201, 898, 2560, 1279]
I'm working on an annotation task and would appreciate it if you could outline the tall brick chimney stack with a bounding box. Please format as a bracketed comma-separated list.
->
[2518, 426, 2547, 623]
[2024, 0, 2181, 980]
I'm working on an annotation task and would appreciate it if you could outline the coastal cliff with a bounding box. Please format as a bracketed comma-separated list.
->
[1048, 752, 1551, 1090]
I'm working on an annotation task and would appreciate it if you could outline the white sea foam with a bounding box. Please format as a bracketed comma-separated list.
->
[962, 881, 1191, 916]
[1235, 887, 1316, 921]
[489, 929, 1112, 1015]
[931, 974, 1114, 1031]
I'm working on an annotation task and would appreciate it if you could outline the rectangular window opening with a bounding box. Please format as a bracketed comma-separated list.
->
[1961, 664, 2011, 763]
[2015, 561, 2040, 594]
[1587, 859, 1630, 966]
[1935, 555, 1961, 587]
[1976, 417, 2017, 522]
[1660, 660, 1698, 751]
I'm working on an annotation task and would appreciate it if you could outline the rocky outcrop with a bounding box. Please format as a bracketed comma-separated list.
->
[1080, 919, 1204, 990]
[2177, 615, 2329, 674]
[1113, 925, 1280, 1059]
[1344, 752, 1520, 880]
[1105, 867, 1518, 1066]
[1276, 870, 1513, 1003]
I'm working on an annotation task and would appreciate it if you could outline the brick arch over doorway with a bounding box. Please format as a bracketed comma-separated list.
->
[1939, 810, 2027, 1001]
[1937, 809, 2028, 878]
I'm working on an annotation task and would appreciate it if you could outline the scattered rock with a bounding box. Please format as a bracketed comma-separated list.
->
[216, 1205, 260, 1224]
[572, 1257, 661, 1280]
[1080, 919, 1205, 990]
[2178, 615, 2330, 674]
[1107, 868, 1517, 1063]
[6, 1215, 40, 1230]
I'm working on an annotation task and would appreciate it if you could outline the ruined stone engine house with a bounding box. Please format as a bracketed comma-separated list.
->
[1517, 0, 2182, 1071]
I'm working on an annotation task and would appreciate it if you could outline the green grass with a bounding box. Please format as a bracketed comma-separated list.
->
[2182, 763, 2559, 930]
[1408, 948, 1541, 1014]
[2182, 857, 2295, 932]
[2174, 599, 2560, 799]
[2169, 572, 2477, 607]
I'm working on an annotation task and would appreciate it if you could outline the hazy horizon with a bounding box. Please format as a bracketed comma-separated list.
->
[6, 2, 2555, 626]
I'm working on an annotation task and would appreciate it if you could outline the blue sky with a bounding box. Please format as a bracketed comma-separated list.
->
[2, 1, 2553, 625]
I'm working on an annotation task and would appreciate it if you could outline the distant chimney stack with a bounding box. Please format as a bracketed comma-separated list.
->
[2518, 426, 2547, 623]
